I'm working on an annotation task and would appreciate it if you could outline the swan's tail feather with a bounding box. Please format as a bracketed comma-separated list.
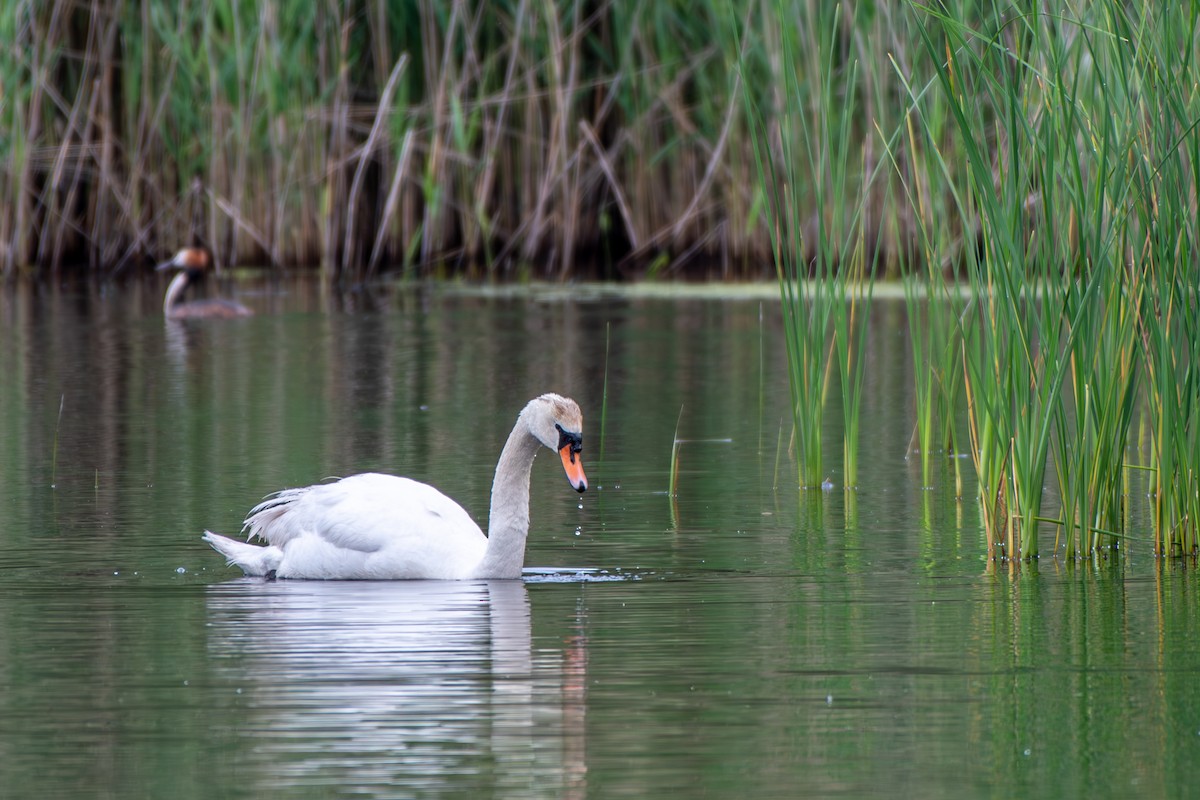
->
[203, 530, 283, 577]
[241, 486, 313, 545]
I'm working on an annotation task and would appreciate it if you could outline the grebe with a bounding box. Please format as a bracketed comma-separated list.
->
[203, 393, 589, 580]
[158, 247, 253, 319]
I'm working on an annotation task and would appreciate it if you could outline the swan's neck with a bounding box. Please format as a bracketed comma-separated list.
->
[163, 272, 190, 314]
[473, 415, 542, 579]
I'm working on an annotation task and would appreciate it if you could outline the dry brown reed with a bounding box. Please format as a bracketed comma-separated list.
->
[3, 1, 954, 280]
[2, 1, 792, 279]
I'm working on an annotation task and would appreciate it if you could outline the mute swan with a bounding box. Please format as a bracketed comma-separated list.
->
[158, 247, 253, 319]
[202, 393, 588, 579]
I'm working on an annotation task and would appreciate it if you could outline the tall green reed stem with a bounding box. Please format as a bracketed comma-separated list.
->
[742, 1, 880, 489]
[907, 0, 1199, 558]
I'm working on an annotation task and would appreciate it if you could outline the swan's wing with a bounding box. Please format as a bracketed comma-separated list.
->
[244, 473, 484, 555]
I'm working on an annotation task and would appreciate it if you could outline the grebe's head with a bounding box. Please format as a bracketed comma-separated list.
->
[157, 247, 212, 273]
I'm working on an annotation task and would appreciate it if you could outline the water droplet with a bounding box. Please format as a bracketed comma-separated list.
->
[574, 526, 582, 536]
[1023, 748, 1032, 756]
[175, 566, 187, 574]
[826, 695, 833, 705]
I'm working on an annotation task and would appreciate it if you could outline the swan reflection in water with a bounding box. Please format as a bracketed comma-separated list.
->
[205, 579, 587, 797]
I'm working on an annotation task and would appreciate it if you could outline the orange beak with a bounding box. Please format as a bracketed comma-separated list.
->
[559, 445, 588, 493]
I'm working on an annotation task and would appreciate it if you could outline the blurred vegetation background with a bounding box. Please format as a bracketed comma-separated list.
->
[0, 1, 944, 279]
[2, 2, 1197, 286]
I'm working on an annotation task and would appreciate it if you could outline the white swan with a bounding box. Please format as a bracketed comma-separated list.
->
[202, 393, 588, 580]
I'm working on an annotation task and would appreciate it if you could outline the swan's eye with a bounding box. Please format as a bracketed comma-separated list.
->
[555, 423, 583, 463]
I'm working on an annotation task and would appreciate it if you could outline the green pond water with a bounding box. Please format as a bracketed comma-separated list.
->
[1, 277, 1198, 799]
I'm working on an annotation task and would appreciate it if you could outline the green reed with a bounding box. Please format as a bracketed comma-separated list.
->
[833, 238, 875, 490]
[917, 3, 1115, 558]
[1140, 243, 1200, 557]
[902, 281, 938, 490]
[1051, 250, 1141, 556]
[741, 0, 1198, 557]
[937, 295, 967, 500]
[902, 1, 1200, 558]
[1123, 5, 1200, 556]
[50, 394, 64, 489]
[668, 405, 684, 498]
[882, 83, 967, 496]
[741, 1, 882, 489]
[742, 2, 819, 488]
[923, 281, 968, 500]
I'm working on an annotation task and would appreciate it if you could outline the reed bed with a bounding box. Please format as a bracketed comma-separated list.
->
[1, 0, 774, 278]
[910, 0, 1200, 559]
[750, 1, 1200, 558]
[1, 0, 961, 279]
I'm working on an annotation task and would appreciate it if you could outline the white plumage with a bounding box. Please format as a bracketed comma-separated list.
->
[203, 394, 587, 580]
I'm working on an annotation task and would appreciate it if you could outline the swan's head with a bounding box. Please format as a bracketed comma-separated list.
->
[526, 393, 587, 493]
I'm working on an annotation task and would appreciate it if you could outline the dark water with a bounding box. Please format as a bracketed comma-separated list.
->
[1, 278, 1198, 798]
